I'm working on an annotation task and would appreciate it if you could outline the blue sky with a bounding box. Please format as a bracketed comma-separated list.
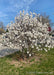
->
[0, 0, 54, 30]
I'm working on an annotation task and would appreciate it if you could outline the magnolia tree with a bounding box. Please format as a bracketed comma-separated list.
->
[2, 11, 54, 57]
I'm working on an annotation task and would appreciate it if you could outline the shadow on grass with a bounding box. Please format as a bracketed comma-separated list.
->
[5, 50, 23, 61]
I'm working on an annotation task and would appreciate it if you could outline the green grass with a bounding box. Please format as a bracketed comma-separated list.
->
[0, 48, 54, 75]
[29, 58, 35, 62]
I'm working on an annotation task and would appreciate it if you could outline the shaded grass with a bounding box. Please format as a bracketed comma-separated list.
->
[0, 48, 54, 75]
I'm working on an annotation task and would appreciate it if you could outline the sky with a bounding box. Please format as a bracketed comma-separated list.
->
[0, 0, 54, 30]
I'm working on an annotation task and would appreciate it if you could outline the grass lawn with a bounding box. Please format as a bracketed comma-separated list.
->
[0, 48, 54, 75]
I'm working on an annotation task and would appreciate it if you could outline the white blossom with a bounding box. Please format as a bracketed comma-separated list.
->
[29, 54, 31, 57]
[27, 51, 29, 54]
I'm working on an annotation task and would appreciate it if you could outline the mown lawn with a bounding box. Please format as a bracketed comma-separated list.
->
[0, 48, 54, 75]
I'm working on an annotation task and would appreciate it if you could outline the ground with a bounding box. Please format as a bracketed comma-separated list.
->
[0, 48, 54, 75]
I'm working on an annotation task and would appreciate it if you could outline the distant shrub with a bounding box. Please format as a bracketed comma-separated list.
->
[0, 28, 5, 34]
[6, 29, 9, 32]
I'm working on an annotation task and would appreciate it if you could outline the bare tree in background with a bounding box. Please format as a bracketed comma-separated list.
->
[0, 21, 5, 34]
[0, 21, 5, 30]
[37, 13, 51, 25]
[37, 13, 52, 32]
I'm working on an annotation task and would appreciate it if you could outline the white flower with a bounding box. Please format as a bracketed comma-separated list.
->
[32, 46, 34, 48]
[45, 45, 48, 47]
[21, 32, 24, 36]
[44, 48, 47, 52]
[29, 54, 31, 57]
[22, 44, 24, 46]
[19, 40, 22, 43]
[35, 43, 37, 46]
[36, 47, 39, 49]
[27, 51, 29, 54]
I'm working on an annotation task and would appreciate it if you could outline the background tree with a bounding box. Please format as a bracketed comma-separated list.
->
[0, 21, 5, 29]
[37, 13, 51, 24]
[0, 21, 5, 34]
[37, 13, 51, 32]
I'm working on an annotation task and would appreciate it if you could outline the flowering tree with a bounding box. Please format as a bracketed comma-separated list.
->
[2, 11, 54, 57]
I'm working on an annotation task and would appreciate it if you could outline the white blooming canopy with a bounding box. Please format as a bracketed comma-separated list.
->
[2, 11, 54, 55]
